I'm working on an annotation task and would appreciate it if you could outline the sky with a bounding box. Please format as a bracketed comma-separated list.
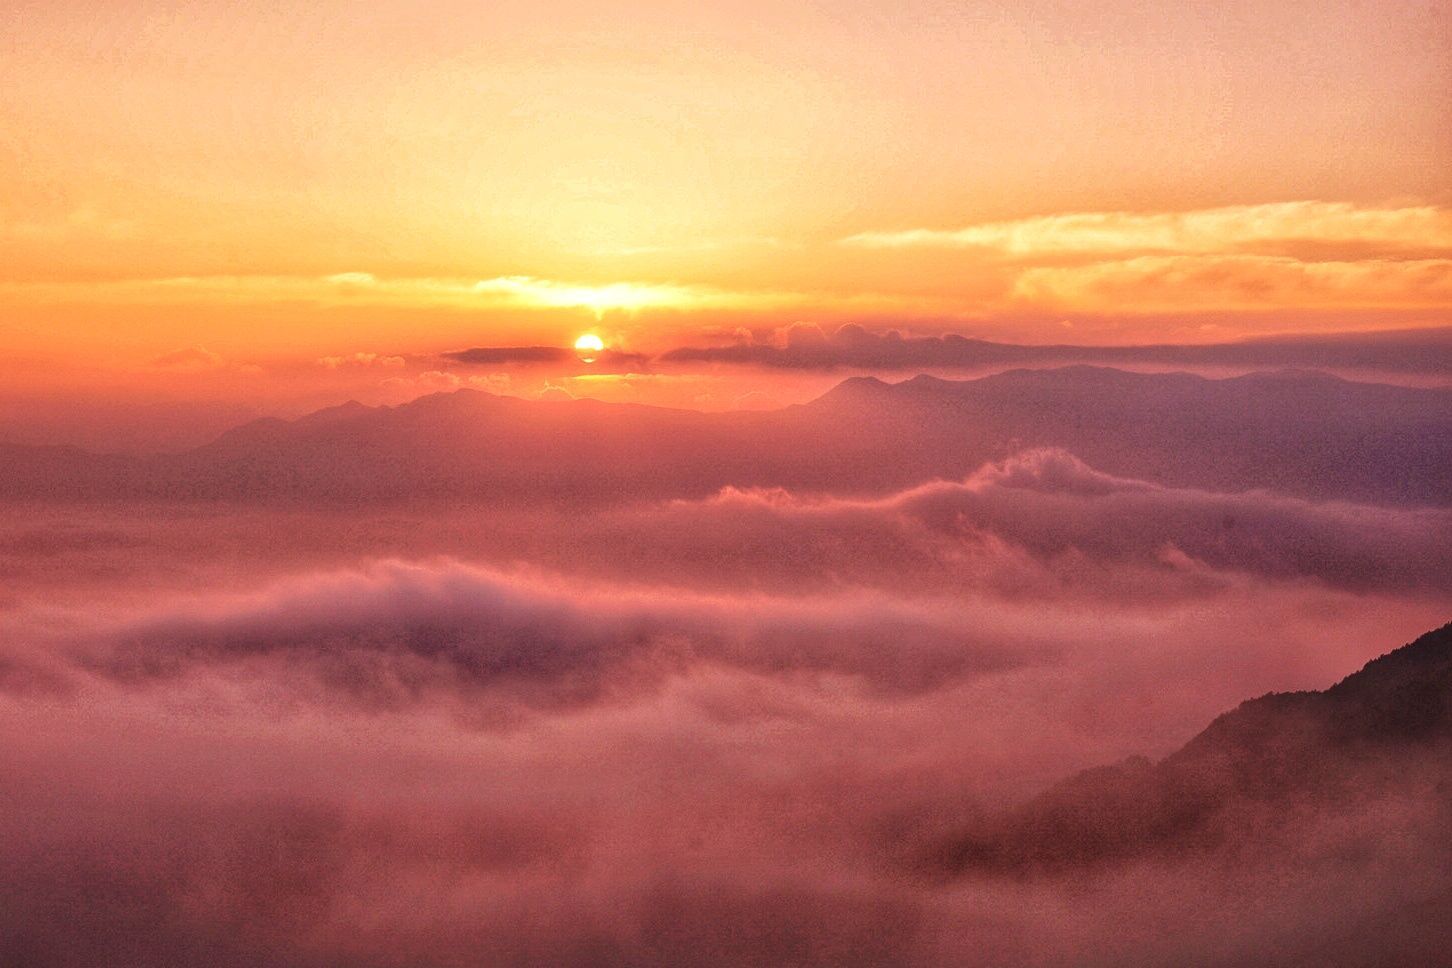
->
[4, 7, 1452, 962]
[1, 0, 1449, 426]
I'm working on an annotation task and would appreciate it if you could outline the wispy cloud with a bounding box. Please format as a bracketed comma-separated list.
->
[0, 272, 832, 316]
[469, 276, 714, 316]
[1013, 255, 1452, 311]
[5, 202, 1450, 331]
[840, 202, 1452, 256]
[317, 352, 405, 369]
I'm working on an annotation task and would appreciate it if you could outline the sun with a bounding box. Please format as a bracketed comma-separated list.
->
[574, 333, 605, 362]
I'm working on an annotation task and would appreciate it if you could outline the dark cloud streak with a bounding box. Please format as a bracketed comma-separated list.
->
[443, 346, 650, 368]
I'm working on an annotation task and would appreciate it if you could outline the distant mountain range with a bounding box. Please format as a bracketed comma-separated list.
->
[4, 366, 1450, 505]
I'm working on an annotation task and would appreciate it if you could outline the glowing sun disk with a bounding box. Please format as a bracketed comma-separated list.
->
[574, 333, 605, 362]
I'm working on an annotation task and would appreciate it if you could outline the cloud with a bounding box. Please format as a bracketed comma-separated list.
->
[317, 352, 405, 368]
[81, 560, 1035, 711]
[322, 271, 378, 286]
[832, 202, 1452, 317]
[659, 323, 1452, 377]
[537, 382, 576, 401]
[17, 447, 1447, 727]
[3, 473, 1449, 966]
[0, 273, 814, 316]
[379, 370, 510, 394]
[442, 345, 651, 369]
[469, 276, 713, 315]
[605, 449, 1452, 599]
[444, 346, 573, 364]
[6, 202, 1451, 340]
[3, 550, 1447, 966]
[3, 367, 1450, 965]
[1013, 255, 1452, 312]
[911, 449, 1452, 593]
[44, 438, 1443, 740]
[840, 202, 1452, 257]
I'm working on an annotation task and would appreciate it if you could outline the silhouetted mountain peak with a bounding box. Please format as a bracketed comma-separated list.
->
[932, 622, 1452, 878]
[899, 373, 952, 390]
[1345, 621, 1452, 687]
[812, 374, 891, 403]
[305, 398, 370, 419]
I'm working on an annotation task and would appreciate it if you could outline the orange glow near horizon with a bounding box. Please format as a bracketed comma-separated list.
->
[1, 0, 1449, 417]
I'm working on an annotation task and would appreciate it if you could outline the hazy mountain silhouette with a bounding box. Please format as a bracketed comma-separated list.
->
[928, 621, 1452, 879]
[3, 367, 1449, 505]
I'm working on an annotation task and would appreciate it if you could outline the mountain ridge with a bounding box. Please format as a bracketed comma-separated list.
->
[928, 621, 1452, 879]
[3, 366, 1449, 506]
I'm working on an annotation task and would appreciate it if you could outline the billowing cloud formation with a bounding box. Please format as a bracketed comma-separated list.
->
[2, 434, 1450, 965]
[6, 448, 1447, 619]
[841, 201, 1452, 256]
[3, 550, 1448, 967]
[84, 560, 1040, 710]
[622, 449, 1437, 600]
[871, 449, 1452, 595]
[11, 452, 1449, 723]
[2, 512, 1450, 966]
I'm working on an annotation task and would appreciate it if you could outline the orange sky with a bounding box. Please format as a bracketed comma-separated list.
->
[2, 0, 1449, 408]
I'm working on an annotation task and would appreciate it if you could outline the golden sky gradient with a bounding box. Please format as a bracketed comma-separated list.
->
[2, 0, 1449, 405]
